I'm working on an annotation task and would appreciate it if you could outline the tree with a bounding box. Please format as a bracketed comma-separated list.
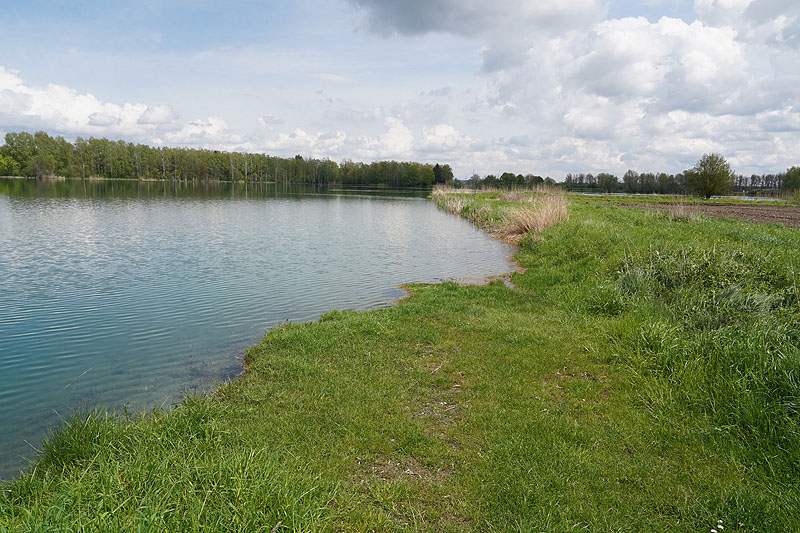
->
[500, 172, 516, 188]
[433, 163, 443, 184]
[439, 164, 454, 184]
[0, 153, 21, 176]
[783, 166, 800, 192]
[686, 153, 735, 199]
[525, 174, 544, 186]
[469, 173, 481, 188]
[596, 172, 618, 193]
[623, 170, 639, 193]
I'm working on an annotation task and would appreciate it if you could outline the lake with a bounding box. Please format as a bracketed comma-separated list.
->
[0, 178, 515, 479]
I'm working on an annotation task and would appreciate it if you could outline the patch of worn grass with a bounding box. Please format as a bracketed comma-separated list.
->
[2, 195, 799, 531]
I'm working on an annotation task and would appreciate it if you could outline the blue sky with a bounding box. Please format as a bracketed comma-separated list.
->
[1, 0, 799, 178]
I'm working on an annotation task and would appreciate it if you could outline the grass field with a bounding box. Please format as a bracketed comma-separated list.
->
[2, 192, 798, 531]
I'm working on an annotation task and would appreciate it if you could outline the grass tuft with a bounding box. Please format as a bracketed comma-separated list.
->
[498, 192, 568, 243]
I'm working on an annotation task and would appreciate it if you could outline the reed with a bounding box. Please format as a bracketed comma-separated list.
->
[498, 191, 568, 243]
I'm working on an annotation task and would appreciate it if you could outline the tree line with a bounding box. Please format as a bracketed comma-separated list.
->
[464, 172, 557, 189]
[464, 163, 798, 196]
[562, 166, 799, 195]
[0, 131, 455, 187]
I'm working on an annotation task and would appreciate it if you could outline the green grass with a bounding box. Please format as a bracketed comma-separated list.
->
[2, 196, 799, 531]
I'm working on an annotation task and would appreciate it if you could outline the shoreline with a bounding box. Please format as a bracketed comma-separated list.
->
[3, 192, 798, 530]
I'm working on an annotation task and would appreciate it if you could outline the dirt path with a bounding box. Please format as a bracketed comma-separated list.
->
[635, 204, 800, 228]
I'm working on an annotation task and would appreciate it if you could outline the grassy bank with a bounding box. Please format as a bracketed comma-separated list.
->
[2, 192, 799, 531]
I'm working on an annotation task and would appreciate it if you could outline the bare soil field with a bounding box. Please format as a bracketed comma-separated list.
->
[636, 203, 800, 228]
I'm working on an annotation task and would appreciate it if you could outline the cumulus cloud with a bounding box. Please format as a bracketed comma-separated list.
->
[422, 124, 470, 151]
[0, 66, 147, 134]
[257, 114, 285, 127]
[349, 0, 605, 71]
[137, 104, 176, 125]
[373, 117, 414, 156]
[348, 0, 604, 36]
[165, 117, 246, 150]
[87, 112, 120, 127]
[0, 66, 248, 150]
[435, 5, 800, 175]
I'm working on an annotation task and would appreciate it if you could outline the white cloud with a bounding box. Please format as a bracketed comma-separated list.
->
[138, 104, 176, 125]
[0, 66, 247, 150]
[87, 112, 120, 127]
[257, 114, 285, 127]
[373, 116, 414, 157]
[422, 124, 470, 151]
[165, 117, 246, 150]
[348, 0, 606, 71]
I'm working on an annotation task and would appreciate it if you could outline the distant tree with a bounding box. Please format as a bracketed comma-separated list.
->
[439, 164, 454, 184]
[433, 163, 443, 184]
[499, 172, 517, 188]
[525, 174, 544, 186]
[543, 177, 556, 186]
[596, 172, 618, 193]
[469, 173, 481, 188]
[623, 169, 639, 193]
[783, 166, 800, 192]
[686, 153, 735, 199]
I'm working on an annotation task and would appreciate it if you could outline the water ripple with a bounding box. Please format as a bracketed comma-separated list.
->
[0, 184, 515, 479]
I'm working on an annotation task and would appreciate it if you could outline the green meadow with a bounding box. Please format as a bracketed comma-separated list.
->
[2, 192, 798, 531]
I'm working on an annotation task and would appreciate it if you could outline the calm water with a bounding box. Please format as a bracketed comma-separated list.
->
[0, 178, 515, 479]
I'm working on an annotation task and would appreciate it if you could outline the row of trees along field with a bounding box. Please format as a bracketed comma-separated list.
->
[0, 131, 455, 187]
[561, 164, 799, 195]
[465, 172, 558, 189]
[465, 154, 798, 198]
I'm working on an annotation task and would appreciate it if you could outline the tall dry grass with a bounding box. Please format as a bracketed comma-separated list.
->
[431, 186, 466, 215]
[663, 202, 702, 222]
[498, 192, 568, 243]
[500, 185, 563, 203]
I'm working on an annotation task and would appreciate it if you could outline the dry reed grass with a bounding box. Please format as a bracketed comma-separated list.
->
[431, 186, 465, 215]
[498, 192, 568, 243]
[500, 185, 563, 203]
[663, 202, 702, 222]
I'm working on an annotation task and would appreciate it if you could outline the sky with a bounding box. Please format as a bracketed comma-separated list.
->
[1, 0, 798, 178]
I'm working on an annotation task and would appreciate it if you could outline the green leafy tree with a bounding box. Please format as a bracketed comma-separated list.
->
[439, 164, 454, 184]
[3, 132, 35, 175]
[783, 166, 800, 192]
[500, 172, 516, 188]
[433, 163, 442, 184]
[469, 173, 481, 188]
[686, 153, 735, 199]
[0, 153, 21, 176]
[596, 172, 618, 193]
[623, 169, 639, 193]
